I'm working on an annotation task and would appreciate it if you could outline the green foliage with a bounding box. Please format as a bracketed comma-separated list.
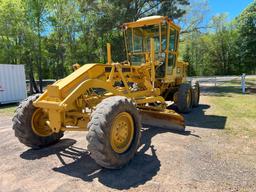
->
[180, 1, 256, 76]
[0, 0, 190, 85]
[0, 0, 26, 64]
[236, 1, 256, 74]
[0, 0, 255, 86]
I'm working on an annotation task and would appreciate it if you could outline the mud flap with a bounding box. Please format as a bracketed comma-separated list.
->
[139, 109, 185, 131]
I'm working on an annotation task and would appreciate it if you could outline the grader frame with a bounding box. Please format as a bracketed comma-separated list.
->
[32, 16, 187, 135]
[13, 16, 199, 169]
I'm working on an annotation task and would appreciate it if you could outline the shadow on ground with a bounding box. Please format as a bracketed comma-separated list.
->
[201, 86, 242, 97]
[20, 127, 189, 190]
[19, 103, 226, 189]
[20, 139, 77, 160]
[168, 104, 227, 129]
[0, 103, 18, 108]
[201, 84, 256, 96]
[184, 104, 227, 129]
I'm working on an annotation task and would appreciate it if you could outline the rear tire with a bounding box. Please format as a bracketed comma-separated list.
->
[12, 94, 64, 149]
[86, 96, 141, 169]
[192, 81, 200, 107]
[176, 83, 193, 113]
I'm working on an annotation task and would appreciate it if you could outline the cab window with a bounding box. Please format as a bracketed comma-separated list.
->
[168, 54, 176, 67]
[169, 29, 178, 51]
[161, 24, 167, 51]
[125, 25, 160, 65]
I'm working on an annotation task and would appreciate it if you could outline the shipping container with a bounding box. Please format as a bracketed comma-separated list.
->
[0, 64, 27, 104]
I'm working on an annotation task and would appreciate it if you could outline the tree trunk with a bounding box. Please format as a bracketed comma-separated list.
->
[37, 16, 43, 93]
[29, 55, 39, 94]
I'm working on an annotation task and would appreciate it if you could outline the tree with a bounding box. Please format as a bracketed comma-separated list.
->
[47, 0, 80, 78]
[0, 0, 41, 93]
[24, 0, 49, 92]
[4, 0, 254, 80]
[178, 0, 209, 34]
[0, 0, 25, 64]
[157, 0, 190, 19]
[77, 0, 190, 63]
[180, 12, 241, 76]
[236, 1, 256, 74]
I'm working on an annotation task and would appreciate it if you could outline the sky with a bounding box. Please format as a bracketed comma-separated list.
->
[208, 0, 253, 21]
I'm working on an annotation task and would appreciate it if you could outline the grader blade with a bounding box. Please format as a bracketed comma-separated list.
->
[140, 109, 185, 131]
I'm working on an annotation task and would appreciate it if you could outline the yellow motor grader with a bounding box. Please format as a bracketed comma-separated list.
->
[12, 16, 200, 169]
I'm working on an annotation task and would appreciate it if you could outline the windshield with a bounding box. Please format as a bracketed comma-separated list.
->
[125, 24, 167, 65]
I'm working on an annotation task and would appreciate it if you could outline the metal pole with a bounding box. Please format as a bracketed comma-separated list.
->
[241, 73, 246, 94]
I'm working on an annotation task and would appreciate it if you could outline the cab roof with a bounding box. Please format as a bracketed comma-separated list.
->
[123, 16, 180, 31]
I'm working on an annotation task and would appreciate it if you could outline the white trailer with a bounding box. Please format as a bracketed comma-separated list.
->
[0, 64, 27, 104]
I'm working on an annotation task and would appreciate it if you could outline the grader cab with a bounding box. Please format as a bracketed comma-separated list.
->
[12, 16, 200, 169]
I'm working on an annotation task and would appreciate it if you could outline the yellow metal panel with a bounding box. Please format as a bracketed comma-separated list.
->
[47, 85, 61, 99]
[107, 43, 112, 64]
[60, 64, 106, 98]
[33, 100, 66, 110]
[48, 109, 63, 132]
[55, 64, 96, 89]
[136, 96, 165, 104]
[124, 16, 180, 31]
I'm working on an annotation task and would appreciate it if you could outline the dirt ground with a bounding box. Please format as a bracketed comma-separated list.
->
[0, 94, 256, 191]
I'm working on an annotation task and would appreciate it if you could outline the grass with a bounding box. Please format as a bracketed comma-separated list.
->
[229, 77, 256, 87]
[205, 80, 256, 137]
[0, 104, 18, 116]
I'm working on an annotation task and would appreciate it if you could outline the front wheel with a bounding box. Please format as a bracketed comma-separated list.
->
[12, 94, 64, 149]
[86, 96, 141, 169]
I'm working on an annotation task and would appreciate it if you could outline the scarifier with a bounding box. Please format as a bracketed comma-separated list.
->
[12, 16, 200, 169]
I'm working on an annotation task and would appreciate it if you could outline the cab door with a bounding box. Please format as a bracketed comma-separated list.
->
[166, 26, 179, 77]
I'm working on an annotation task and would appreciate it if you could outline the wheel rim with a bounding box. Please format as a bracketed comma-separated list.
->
[110, 112, 134, 154]
[31, 108, 53, 137]
[186, 89, 192, 107]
